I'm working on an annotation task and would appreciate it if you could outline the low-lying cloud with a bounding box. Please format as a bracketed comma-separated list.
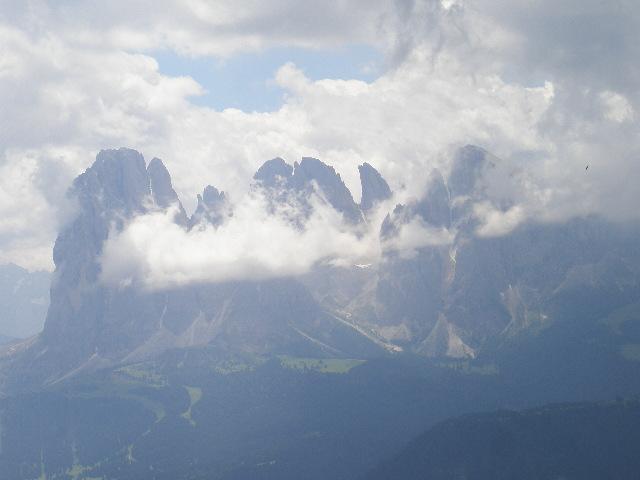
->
[100, 191, 387, 289]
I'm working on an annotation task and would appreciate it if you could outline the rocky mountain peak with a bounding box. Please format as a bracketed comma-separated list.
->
[79, 147, 150, 213]
[202, 185, 225, 206]
[190, 185, 226, 228]
[414, 169, 451, 228]
[148, 157, 188, 225]
[253, 157, 293, 187]
[291, 157, 363, 224]
[448, 144, 493, 199]
[53, 148, 150, 268]
[43, 148, 158, 380]
[148, 158, 175, 206]
[358, 162, 392, 212]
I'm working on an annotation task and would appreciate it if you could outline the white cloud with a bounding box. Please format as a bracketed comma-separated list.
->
[383, 217, 455, 256]
[473, 202, 525, 237]
[1, 0, 639, 272]
[100, 191, 381, 289]
[600, 91, 635, 123]
[1, 0, 400, 57]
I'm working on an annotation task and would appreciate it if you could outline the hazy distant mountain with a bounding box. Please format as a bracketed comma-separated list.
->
[0, 263, 50, 339]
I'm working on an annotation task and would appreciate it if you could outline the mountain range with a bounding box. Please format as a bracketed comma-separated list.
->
[3, 146, 639, 392]
[0, 146, 639, 479]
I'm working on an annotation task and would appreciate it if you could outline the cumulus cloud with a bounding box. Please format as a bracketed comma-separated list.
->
[1, 0, 639, 271]
[600, 91, 635, 123]
[382, 217, 455, 256]
[0, 0, 400, 57]
[473, 202, 525, 237]
[100, 190, 382, 289]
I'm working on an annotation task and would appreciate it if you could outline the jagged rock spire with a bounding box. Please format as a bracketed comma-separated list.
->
[189, 185, 226, 228]
[253, 156, 364, 224]
[253, 157, 293, 187]
[448, 145, 492, 198]
[45, 148, 155, 374]
[414, 169, 451, 228]
[291, 157, 363, 224]
[148, 157, 188, 225]
[358, 162, 392, 212]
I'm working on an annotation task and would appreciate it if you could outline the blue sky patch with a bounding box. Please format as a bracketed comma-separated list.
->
[153, 45, 382, 112]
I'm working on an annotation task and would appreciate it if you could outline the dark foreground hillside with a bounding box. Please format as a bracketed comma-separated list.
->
[0, 353, 502, 480]
[3, 344, 640, 480]
[366, 399, 640, 480]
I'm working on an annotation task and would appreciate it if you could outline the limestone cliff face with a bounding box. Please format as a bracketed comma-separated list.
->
[358, 162, 392, 212]
[254, 156, 364, 224]
[44, 148, 154, 358]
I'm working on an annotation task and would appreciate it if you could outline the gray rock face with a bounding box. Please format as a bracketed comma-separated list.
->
[448, 144, 492, 199]
[148, 158, 188, 225]
[415, 169, 451, 227]
[381, 169, 450, 238]
[358, 162, 392, 212]
[39, 148, 155, 381]
[342, 146, 640, 358]
[253, 156, 365, 224]
[189, 185, 226, 228]
[291, 157, 363, 224]
[253, 157, 293, 187]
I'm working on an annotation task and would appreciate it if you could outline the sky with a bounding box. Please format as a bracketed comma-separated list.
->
[0, 0, 639, 273]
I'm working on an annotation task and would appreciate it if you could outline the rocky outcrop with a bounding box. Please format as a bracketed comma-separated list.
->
[290, 157, 363, 223]
[189, 185, 226, 228]
[358, 162, 392, 212]
[253, 157, 293, 187]
[255, 156, 364, 224]
[148, 157, 189, 225]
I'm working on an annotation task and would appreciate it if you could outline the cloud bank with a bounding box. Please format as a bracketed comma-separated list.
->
[100, 190, 383, 289]
[1, 0, 639, 270]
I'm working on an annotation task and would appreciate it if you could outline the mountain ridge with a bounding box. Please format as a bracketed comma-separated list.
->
[1, 146, 639, 393]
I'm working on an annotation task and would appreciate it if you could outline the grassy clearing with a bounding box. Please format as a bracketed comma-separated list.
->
[181, 386, 203, 427]
[209, 353, 268, 375]
[278, 356, 365, 374]
[437, 360, 500, 375]
[126, 444, 135, 464]
[113, 364, 167, 387]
